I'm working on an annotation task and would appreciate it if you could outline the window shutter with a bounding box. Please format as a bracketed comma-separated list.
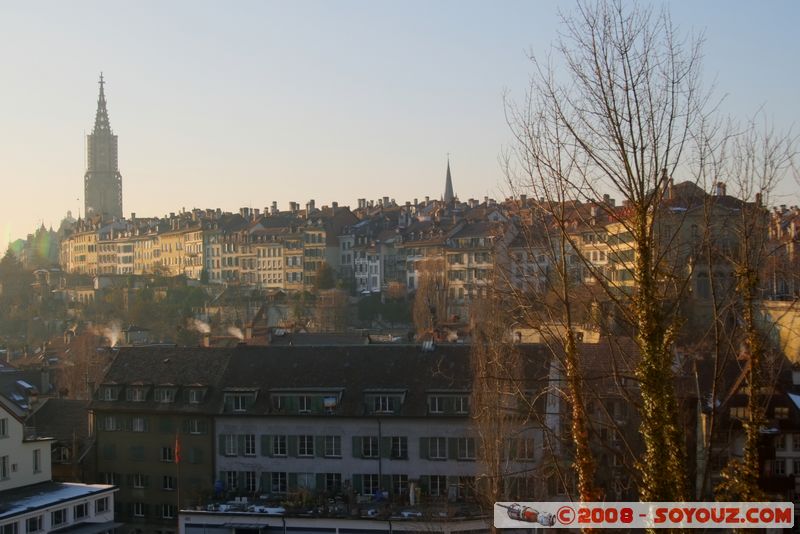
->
[144, 474, 150, 488]
[312, 396, 324, 414]
[419, 437, 429, 459]
[419, 475, 429, 495]
[448, 438, 458, 460]
[288, 472, 298, 492]
[159, 417, 172, 434]
[316, 473, 326, 490]
[237, 435, 245, 456]
[381, 475, 392, 494]
[143, 418, 150, 432]
[182, 419, 190, 434]
[352, 436, 362, 458]
[443, 396, 455, 414]
[260, 472, 270, 494]
[315, 436, 325, 457]
[199, 419, 208, 434]
[380, 437, 391, 458]
[508, 438, 517, 461]
[237, 471, 245, 490]
[261, 435, 270, 456]
[126, 474, 133, 488]
[288, 435, 298, 457]
[218, 434, 226, 453]
[352, 474, 363, 494]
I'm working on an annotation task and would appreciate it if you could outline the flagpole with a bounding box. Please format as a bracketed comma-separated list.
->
[175, 430, 181, 528]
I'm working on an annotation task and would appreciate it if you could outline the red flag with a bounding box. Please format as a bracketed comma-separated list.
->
[175, 432, 181, 464]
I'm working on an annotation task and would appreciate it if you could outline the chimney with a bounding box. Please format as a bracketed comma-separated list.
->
[383, 196, 389, 207]
[306, 199, 315, 214]
[414, 198, 418, 207]
[714, 182, 726, 196]
[519, 194, 527, 204]
[290, 202, 299, 213]
[130, 212, 136, 220]
[332, 201, 338, 210]
[425, 196, 430, 204]
[271, 201, 278, 215]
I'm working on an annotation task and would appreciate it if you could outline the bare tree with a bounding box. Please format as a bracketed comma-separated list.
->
[504, 0, 714, 501]
[412, 256, 448, 339]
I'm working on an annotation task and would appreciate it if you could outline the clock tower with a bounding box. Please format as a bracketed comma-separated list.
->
[84, 73, 123, 220]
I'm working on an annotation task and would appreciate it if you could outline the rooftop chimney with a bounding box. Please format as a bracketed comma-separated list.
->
[714, 182, 726, 196]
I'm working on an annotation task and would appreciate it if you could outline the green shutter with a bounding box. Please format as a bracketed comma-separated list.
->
[144, 474, 150, 488]
[443, 397, 455, 414]
[260, 472, 270, 493]
[352, 474, 363, 494]
[312, 396, 324, 414]
[315, 436, 325, 457]
[182, 419, 190, 434]
[380, 437, 391, 458]
[223, 395, 233, 412]
[288, 435, 298, 457]
[352, 436, 362, 458]
[288, 472, 298, 492]
[381, 475, 392, 494]
[126, 474, 133, 487]
[218, 434, 226, 453]
[508, 438, 517, 461]
[237, 435, 245, 456]
[261, 435, 270, 456]
[199, 419, 209, 434]
[159, 418, 172, 434]
[448, 438, 458, 460]
[316, 473, 326, 491]
[419, 437, 429, 460]
[419, 475, 429, 495]
[238, 471, 245, 491]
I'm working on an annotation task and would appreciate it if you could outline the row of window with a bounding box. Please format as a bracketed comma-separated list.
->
[0, 498, 108, 534]
[101, 444, 201, 464]
[218, 434, 484, 461]
[119, 502, 175, 520]
[99, 416, 207, 434]
[99, 386, 205, 403]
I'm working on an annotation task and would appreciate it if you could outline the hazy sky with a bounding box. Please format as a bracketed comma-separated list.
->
[1, 1, 798, 244]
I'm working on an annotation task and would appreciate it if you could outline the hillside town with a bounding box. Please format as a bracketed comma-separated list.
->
[2, 2, 800, 533]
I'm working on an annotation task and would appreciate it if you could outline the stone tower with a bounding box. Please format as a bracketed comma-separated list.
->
[84, 73, 122, 220]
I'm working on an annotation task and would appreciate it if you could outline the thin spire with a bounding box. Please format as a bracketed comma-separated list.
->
[443, 154, 455, 204]
[93, 72, 111, 134]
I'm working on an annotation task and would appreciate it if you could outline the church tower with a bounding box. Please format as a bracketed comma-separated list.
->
[84, 73, 123, 220]
[443, 156, 455, 204]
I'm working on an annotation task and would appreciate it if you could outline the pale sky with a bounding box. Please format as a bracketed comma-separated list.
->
[1, 1, 798, 244]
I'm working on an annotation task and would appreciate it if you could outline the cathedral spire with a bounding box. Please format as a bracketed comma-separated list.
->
[443, 155, 455, 204]
[93, 72, 111, 134]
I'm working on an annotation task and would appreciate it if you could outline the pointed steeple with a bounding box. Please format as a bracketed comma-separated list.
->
[443, 155, 455, 204]
[93, 72, 111, 134]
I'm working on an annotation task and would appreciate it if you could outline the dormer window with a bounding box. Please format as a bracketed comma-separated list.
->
[365, 390, 406, 415]
[100, 386, 118, 401]
[224, 391, 256, 413]
[188, 389, 205, 404]
[374, 395, 395, 413]
[126, 387, 147, 402]
[154, 388, 176, 404]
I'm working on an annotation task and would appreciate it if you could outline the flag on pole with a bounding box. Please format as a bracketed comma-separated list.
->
[175, 432, 181, 464]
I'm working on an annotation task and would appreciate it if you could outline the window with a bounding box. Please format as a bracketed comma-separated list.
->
[392, 474, 408, 495]
[127, 388, 146, 402]
[243, 434, 256, 456]
[298, 435, 314, 457]
[225, 471, 238, 490]
[225, 392, 255, 412]
[458, 438, 476, 460]
[0, 418, 7, 437]
[775, 406, 790, 419]
[455, 396, 469, 414]
[132, 416, 146, 432]
[391, 437, 408, 459]
[74, 503, 88, 520]
[516, 437, 535, 460]
[794, 459, 800, 475]
[188, 389, 204, 404]
[100, 387, 117, 401]
[298, 395, 311, 413]
[154, 388, 175, 403]
[25, 516, 42, 533]
[223, 435, 237, 456]
[776, 435, 786, 451]
[324, 435, 341, 458]
[429, 475, 447, 497]
[325, 472, 342, 492]
[161, 504, 176, 519]
[374, 395, 395, 413]
[794, 434, 800, 451]
[160, 447, 174, 462]
[1, 455, 8, 479]
[133, 473, 147, 488]
[774, 459, 786, 475]
[95, 497, 109, 514]
[429, 396, 444, 414]
[273, 435, 287, 456]
[162, 475, 175, 491]
[101, 472, 120, 485]
[244, 471, 257, 492]
[362, 436, 379, 458]
[103, 415, 118, 431]
[50, 509, 66, 527]
[132, 502, 145, 517]
[363, 474, 380, 495]
[429, 437, 447, 460]
[271, 472, 287, 493]
[188, 418, 204, 434]
[32, 449, 41, 473]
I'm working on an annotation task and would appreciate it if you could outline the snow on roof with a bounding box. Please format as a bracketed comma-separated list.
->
[0, 482, 116, 519]
[789, 392, 800, 411]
